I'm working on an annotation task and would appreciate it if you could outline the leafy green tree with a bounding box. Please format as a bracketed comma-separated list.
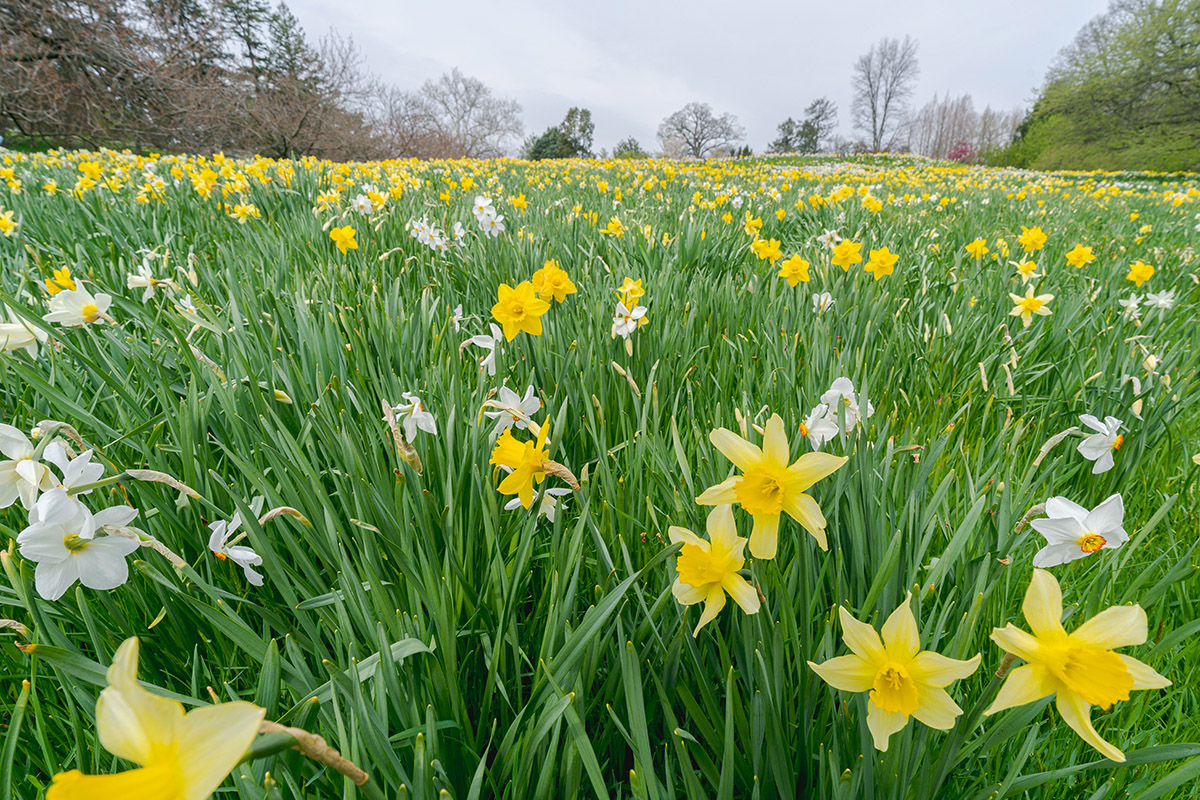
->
[558, 107, 594, 157]
[613, 136, 647, 158]
[525, 126, 563, 160]
[1003, 0, 1200, 171]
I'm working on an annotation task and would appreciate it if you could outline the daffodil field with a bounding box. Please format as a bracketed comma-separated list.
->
[2, 150, 1200, 799]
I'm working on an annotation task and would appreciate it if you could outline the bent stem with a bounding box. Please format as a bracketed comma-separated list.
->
[242, 722, 385, 800]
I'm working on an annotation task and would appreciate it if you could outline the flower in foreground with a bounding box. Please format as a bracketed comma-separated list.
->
[0, 308, 48, 357]
[808, 595, 981, 751]
[777, 255, 810, 286]
[801, 404, 839, 450]
[1065, 244, 1095, 269]
[329, 225, 358, 254]
[531, 260, 577, 303]
[491, 281, 550, 341]
[864, 247, 898, 280]
[490, 423, 551, 509]
[1078, 414, 1123, 474]
[1008, 286, 1053, 328]
[669, 504, 760, 636]
[697, 414, 847, 558]
[612, 301, 647, 340]
[831, 240, 863, 271]
[820, 377, 874, 432]
[16, 488, 139, 600]
[44, 286, 113, 327]
[46, 637, 265, 799]
[1126, 260, 1154, 287]
[1031, 494, 1128, 567]
[985, 569, 1169, 761]
[0, 424, 57, 509]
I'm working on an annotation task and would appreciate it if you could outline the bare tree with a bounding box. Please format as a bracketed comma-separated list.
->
[803, 97, 839, 152]
[657, 102, 745, 158]
[851, 36, 920, 151]
[390, 68, 523, 158]
[907, 92, 1025, 161]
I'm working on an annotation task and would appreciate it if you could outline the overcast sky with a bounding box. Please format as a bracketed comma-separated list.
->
[286, 0, 1110, 154]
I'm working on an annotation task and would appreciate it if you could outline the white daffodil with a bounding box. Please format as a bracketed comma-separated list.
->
[1146, 289, 1176, 310]
[801, 404, 839, 450]
[1118, 294, 1141, 321]
[1078, 414, 1123, 474]
[1032, 494, 1128, 568]
[451, 304, 464, 332]
[42, 444, 105, 494]
[482, 213, 505, 237]
[208, 497, 266, 586]
[388, 392, 438, 440]
[812, 292, 835, 314]
[820, 377, 875, 433]
[472, 195, 494, 219]
[17, 488, 139, 600]
[815, 228, 842, 249]
[44, 286, 113, 327]
[612, 301, 647, 340]
[352, 193, 374, 214]
[126, 260, 175, 302]
[0, 308, 48, 356]
[504, 487, 572, 522]
[464, 323, 504, 376]
[484, 385, 541, 434]
[451, 222, 468, 247]
[0, 424, 58, 509]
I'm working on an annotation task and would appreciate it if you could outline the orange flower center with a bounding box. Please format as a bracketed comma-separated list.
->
[1078, 533, 1106, 554]
[1111, 434, 1123, 450]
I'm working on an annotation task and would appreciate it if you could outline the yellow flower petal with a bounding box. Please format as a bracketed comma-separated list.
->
[747, 512, 781, 560]
[783, 492, 828, 550]
[176, 702, 266, 800]
[808, 654, 876, 692]
[1055, 689, 1125, 762]
[705, 503, 740, 552]
[1023, 569, 1065, 639]
[909, 651, 982, 688]
[693, 585, 727, 636]
[761, 414, 789, 465]
[96, 640, 184, 766]
[668, 526, 707, 548]
[881, 594, 920, 662]
[911, 685, 962, 730]
[985, 664, 1058, 715]
[695, 476, 739, 506]
[672, 580, 707, 606]
[866, 698, 909, 751]
[47, 764, 181, 800]
[1070, 605, 1147, 650]
[839, 606, 885, 664]
[721, 574, 761, 615]
[990, 624, 1041, 663]
[709, 428, 761, 471]
[1118, 655, 1171, 690]
[787, 452, 848, 493]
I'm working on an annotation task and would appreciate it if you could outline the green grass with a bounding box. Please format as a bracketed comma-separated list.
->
[0, 151, 1198, 798]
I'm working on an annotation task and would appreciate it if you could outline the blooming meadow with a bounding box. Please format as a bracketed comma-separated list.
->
[1, 149, 1199, 798]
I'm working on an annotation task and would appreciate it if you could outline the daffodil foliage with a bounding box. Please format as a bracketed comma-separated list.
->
[0, 149, 1198, 799]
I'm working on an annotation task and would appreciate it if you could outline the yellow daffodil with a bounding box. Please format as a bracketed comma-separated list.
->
[1015, 260, 1040, 284]
[45, 267, 76, 295]
[809, 595, 981, 751]
[696, 414, 847, 558]
[1065, 244, 1095, 268]
[531, 260, 577, 303]
[750, 238, 783, 264]
[47, 637, 265, 799]
[831, 240, 863, 271]
[1018, 225, 1048, 252]
[742, 214, 763, 236]
[1008, 286, 1054, 327]
[986, 569, 1170, 762]
[777, 255, 810, 286]
[864, 247, 898, 280]
[617, 277, 645, 308]
[965, 239, 989, 259]
[1126, 260, 1154, 287]
[490, 423, 550, 508]
[0, 209, 16, 237]
[669, 504, 760, 636]
[329, 225, 358, 254]
[491, 281, 551, 341]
